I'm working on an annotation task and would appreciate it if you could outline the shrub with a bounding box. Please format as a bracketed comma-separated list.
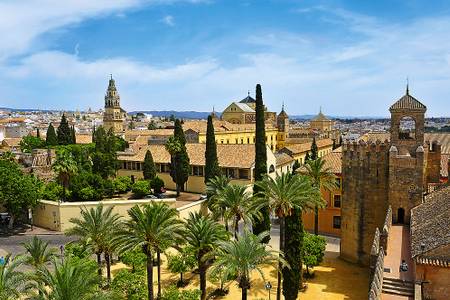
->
[167, 247, 197, 286]
[121, 249, 147, 272]
[161, 285, 201, 300]
[114, 176, 132, 194]
[65, 241, 92, 259]
[111, 269, 147, 300]
[151, 176, 165, 194]
[103, 179, 115, 198]
[131, 180, 150, 198]
[69, 172, 104, 201]
[78, 186, 97, 201]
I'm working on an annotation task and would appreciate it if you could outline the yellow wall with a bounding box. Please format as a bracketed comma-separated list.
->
[33, 198, 177, 232]
[303, 176, 342, 237]
[198, 128, 280, 152]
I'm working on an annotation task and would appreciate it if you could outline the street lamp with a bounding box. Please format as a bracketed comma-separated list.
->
[265, 281, 272, 300]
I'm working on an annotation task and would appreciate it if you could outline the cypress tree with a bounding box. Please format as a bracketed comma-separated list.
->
[310, 137, 318, 160]
[305, 151, 311, 163]
[45, 123, 58, 146]
[143, 149, 156, 180]
[332, 139, 336, 150]
[71, 125, 76, 144]
[204, 115, 221, 184]
[168, 119, 190, 196]
[57, 114, 72, 145]
[252, 84, 271, 241]
[36, 128, 40, 138]
[339, 135, 343, 147]
[282, 208, 304, 300]
[92, 125, 96, 144]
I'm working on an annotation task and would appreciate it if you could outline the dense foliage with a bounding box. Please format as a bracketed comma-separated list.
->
[303, 232, 326, 275]
[204, 115, 221, 184]
[143, 149, 156, 180]
[19, 135, 46, 153]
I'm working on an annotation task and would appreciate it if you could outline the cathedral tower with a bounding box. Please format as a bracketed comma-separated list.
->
[103, 75, 126, 133]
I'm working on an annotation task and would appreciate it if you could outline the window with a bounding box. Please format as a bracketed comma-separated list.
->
[160, 164, 170, 173]
[333, 195, 341, 208]
[192, 166, 204, 176]
[333, 216, 341, 229]
[227, 168, 236, 179]
[399, 116, 416, 140]
[241, 138, 244, 144]
[269, 165, 275, 173]
[238, 169, 249, 179]
[335, 178, 341, 189]
[221, 140, 224, 144]
[235, 139, 238, 144]
[247, 138, 250, 143]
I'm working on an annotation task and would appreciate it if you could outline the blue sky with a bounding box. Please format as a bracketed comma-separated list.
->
[1, 0, 450, 116]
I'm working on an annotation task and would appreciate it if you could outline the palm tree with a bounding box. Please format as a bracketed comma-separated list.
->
[301, 157, 337, 235]
[66, 204, 121, 282]
[0, 254, 34, 300]
[209, 230, 285, 300]
[214, 184, 257, 238]
[254, 173, 321, 300]
[52, 149, 78, 200]
[23, 236, 57, 270]
[114, 202, 182, 300]
[183, 212, 229, 300]
[34, 257, 101, 300]
[205, 175, 230, 219]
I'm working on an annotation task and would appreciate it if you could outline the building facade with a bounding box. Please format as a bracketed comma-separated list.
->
[103, 76, 127, 133]
[341, 88, 442, 266]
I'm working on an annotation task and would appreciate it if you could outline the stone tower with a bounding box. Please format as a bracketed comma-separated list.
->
[276, 103, 289, 150]
[103, 75, 126, 133]
[340, 87, 441, 266]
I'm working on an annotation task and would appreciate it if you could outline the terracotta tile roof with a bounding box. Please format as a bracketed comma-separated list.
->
[0, 117, 27, 124]
[281, 139, 334, 155]
[389, 92, 426, 111]
[1, 138, 21, 147]
[323, 150, 342, 174]
[411, 186, 450, 261]
[118, 143, 257, 168]
[274, 152, 294, 166]
[75, 134, 92, 144]
[125, 129, 174, 140]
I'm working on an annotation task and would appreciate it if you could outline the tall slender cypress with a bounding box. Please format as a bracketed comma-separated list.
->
[204, 115, 221, 184]
[46, 123, 58, 146]
[71, 125, 76, 144]
[252, 84, 271, 241]
[143, 149, 156, 180]
[36, 128, 40, 138]
[57, 114, 72, 145]
[310, 137, 318, 160]
[169, 119, 190, 196]
[282, 208, 304, 300]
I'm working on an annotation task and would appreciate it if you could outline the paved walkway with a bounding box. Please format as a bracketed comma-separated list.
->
[382, 225, 414, 300]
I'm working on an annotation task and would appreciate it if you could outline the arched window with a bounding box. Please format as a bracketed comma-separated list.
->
[269, 165, 275, 173]
[399, 116, 416, 140]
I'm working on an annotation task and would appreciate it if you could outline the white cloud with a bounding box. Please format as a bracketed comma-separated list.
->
[162, 15, 175, 26]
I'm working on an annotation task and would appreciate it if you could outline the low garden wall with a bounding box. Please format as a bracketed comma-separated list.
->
[33, 198, 176, 232]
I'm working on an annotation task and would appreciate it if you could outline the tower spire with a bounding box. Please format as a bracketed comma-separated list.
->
[406, 77, 409, 95]
[282, 101, 285, 112]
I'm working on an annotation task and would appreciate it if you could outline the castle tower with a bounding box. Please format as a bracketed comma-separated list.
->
[103, 75, 126, 133]
[340, 86, 436, 266]
[276, 103, 289, 150]
[388, 86, 427, 224]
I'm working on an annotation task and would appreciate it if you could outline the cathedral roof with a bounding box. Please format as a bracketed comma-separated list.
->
[311, 109, 330, 121]
[389, 87, 426, 112]
[239, 95, 256, 104]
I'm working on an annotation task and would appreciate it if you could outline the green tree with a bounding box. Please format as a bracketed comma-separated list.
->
[282, 208, 304, 300]
[209, 230, 284, 300]
[310, 137, 318, 161]
[304, 151, 311, 163]
[20, 135, 46, 153]
[303, 233, 326, 275]
[114, 203, 182, 300]
[52, 149, 78, 200]
[46, 123, 58, 146]
[183, 212, 228, 300]
[148, 120, 157, 130]
[114, 176, 132, 194]
[111, 268, 147, 300]
[36, 128, 41, 138]
[57, 114, 72, 145]
[23, 236, 57, 270]
[254, 173, 321, 300]
[205, 175, 230, 221]
[167, 246, 197, 286]
[151, 176, 165, 195]
[131, 180, 150, 198]
[252, 84, 271, 240]
[71, 125, 77, 144]
[34, 257, 103, 300]
[121, 249, 147, 273]
[0, 160, 41, 228]
[41, 181, 64, 201]
[143, 150, 156, 180]
[161, 285, 201, 300]
[66, 204, 122, 282]
[302, 157, 336, 235]
[0, 254, 34, 299]
[165, 129, 190, 196]
[214, 184, 256, 238]
[91, 127, 119, 179]
[204, 115, 221, 184]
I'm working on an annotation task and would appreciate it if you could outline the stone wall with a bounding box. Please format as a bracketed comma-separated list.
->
[341, 141, 389, 265]
[368, 247, 385, 300]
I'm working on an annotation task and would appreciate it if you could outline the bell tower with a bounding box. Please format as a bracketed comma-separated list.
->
[103, 75, 126, 133]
